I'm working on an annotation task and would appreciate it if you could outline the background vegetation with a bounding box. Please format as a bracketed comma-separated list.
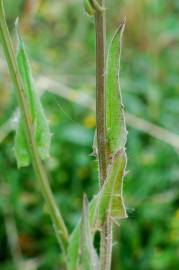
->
[0, 0, 179, 269]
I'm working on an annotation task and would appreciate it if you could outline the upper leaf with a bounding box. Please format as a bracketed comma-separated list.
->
[106, 21, 127, 155]
[14, 21, 51, 167]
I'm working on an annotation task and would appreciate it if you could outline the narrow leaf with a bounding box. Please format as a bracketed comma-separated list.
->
[67, 195, 99, 270]
[14, 21, 51, 167]
[106, 20, 127, 155]
[97, 149, 127, 227]
[80, 195, 99, 270]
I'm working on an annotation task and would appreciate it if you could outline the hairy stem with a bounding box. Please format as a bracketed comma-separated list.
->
[95, 0, 107, 185]
[95, 1, 113, 270]
[100, 219, 113, 270]
[0, 0, 68, 256]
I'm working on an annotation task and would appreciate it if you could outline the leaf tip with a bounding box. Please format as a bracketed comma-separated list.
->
[15, 17, 20, 36]
[15, 17, 19, 28]
[118, 17, 126, 33]
[14, 17, 22, 45]
[82, 193, 89, 215]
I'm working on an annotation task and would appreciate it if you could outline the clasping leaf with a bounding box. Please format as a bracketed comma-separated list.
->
[97, 149, 127, 227]
[106, 20, 127, 155]
[67, 149, 127, 270]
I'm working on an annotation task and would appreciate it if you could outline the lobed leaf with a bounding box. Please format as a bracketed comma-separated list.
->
[106, 20, 127, 155]
[14, 21, 51, 167]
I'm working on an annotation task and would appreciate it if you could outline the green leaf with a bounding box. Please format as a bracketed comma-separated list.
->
[83, 0, 95, 16]
[67, 196, 98, 270]
[67, 226, 80, 270]
[83, 0, 104, 16]
[97, 149, 127, 226]
[14, 21, 51, 167]
[80, 195, 99, 270]
[106, 20, 127, 155]
[67, 150, 127, 269]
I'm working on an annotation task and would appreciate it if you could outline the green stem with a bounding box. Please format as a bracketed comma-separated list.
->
[100, 219, 113, 270]
[95, 0, 107, 185]
[0, 0, 68, 256]
[94, 1, 113, 270]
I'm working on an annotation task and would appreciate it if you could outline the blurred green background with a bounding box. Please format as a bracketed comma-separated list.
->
[0, 0, 179, 269]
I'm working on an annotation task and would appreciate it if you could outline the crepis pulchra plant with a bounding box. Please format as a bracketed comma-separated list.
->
[0, 0, 127, 269]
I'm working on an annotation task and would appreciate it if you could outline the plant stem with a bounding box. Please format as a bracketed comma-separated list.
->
[95, 1, 113, 270]
[0, 0, 68, 256]
[95, 0, 107, 185]
[100, 219, 113, 270]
